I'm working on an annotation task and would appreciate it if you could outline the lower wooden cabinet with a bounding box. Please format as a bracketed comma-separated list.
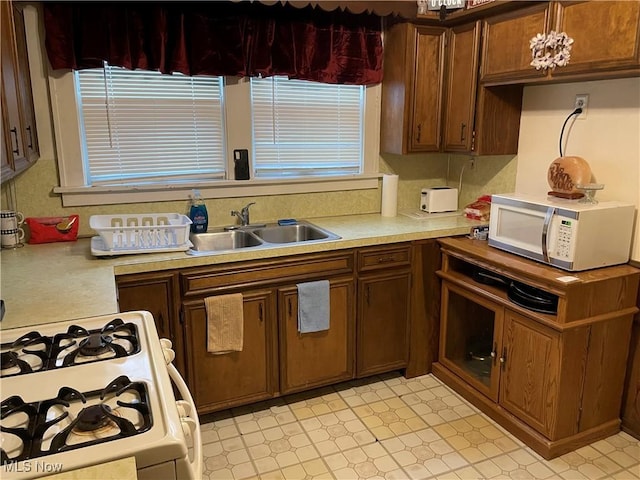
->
[357, 271, 411, 377]
[278, 277, 355, 394]
[116, 271, 184, 374]
[434, 237, 639, 459]
[182, 290, 278, 413]
[356, 244, 412, 377]
[622, 290, 640, 439]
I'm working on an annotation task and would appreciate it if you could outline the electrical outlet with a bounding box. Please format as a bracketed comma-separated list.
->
[575, 94, 589, 118]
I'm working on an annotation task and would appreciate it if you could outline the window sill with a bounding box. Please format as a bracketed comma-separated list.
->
[53, 175, 381, 206]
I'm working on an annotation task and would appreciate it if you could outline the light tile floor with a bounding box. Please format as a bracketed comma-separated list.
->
[199, 373, 640, 480]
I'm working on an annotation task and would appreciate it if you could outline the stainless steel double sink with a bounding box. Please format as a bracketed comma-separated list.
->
[188, 221, 341, 254]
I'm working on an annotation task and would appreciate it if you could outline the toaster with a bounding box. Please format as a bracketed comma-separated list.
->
[421, 187, 458, 213]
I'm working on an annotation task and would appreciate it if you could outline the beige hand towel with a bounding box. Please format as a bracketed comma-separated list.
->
[205, 293, 243, 354]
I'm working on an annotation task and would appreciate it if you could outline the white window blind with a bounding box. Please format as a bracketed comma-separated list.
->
[75, 65, 226, 185]
[250, 77, 364, 178]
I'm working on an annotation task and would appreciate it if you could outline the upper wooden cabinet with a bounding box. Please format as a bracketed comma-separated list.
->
[381, 20, 523, 156]
[1, 1, 38, 184]
[480, 3, 551, 84]
[380, 23, 446, 154]
[480, 1, 640, 85]
[551, 1, 640, 79]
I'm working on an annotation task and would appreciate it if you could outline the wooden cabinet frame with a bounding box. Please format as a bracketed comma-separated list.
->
[433, 236, 639, 459]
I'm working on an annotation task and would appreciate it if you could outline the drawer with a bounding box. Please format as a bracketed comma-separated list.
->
[357, 244, 412, 273]
[182, 251, 354, 297]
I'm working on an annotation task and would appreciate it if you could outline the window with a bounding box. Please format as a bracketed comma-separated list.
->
[251, 76, 364, 178]
[76, 64, 225, 185]
[24, 5, 380, 206]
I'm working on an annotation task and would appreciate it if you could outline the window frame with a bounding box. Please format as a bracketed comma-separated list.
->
[47, 71, 381, 206]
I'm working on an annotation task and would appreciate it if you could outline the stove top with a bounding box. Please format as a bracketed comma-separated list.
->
[0, 312, 191, 479]
[0, 318, 140, 378]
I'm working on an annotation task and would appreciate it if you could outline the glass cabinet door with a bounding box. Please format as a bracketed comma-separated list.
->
[439, 280, 503, 401]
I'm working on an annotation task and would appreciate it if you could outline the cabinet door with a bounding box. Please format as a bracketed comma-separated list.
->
[357, 270, 411, 377]
[439, 280, 503, 402]
[117, 273, 178, 341]
[1, 0, 26, 179]
[551, 1, 640, 78]
[11, 3, 37, 162]
[480, 3, 551, 84]
[380, 23, 445, 155]
[499, 309, 560, 438]
[411, 26, 446, 152]
[278, 277, 355, 394]
[182, 290, 278, 413]
[442, 22, 480, 152]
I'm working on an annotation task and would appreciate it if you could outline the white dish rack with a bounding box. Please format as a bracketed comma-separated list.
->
[90, 213, 192, 251]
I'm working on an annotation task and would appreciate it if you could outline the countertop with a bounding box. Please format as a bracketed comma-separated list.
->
[40, 457, 136, 479]
[0, 213, 477, 330]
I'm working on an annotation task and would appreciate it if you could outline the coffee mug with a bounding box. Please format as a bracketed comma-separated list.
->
[0, 210, 24, 231]
[1, 226, 25, 248]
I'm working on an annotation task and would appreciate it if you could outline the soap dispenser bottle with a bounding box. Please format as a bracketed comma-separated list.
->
[189, 189, 208, 234]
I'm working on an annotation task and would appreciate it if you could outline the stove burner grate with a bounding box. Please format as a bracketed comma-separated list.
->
[1, 376, 153, 464]
[0, 318, 141, 378]
[0, 332, 52, 378]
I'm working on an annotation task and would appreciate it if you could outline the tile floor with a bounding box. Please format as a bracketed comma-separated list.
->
[199, 372, 640, 480]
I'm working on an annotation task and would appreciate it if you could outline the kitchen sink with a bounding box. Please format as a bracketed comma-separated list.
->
[251, 224, 339, 244]
[188, 221, 340, 254]
[189, 230, 263, 252]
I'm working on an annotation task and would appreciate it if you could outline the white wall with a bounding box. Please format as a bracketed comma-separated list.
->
[516, 77, 640, 261]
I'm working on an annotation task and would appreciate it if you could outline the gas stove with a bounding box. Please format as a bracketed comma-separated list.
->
[0, 312, 201, 480]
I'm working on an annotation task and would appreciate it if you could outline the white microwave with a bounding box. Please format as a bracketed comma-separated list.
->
[488, 193, 635, 271]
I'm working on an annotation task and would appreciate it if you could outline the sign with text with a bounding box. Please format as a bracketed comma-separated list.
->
[426, 0, 465, 11]
[466, 0, 496, 9]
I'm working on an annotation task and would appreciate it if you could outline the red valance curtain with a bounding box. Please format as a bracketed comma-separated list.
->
[43, 2, 383, 85]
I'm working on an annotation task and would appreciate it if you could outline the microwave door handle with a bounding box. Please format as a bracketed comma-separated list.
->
[541, 207, 556, 263]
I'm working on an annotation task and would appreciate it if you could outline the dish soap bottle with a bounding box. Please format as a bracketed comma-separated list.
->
[189, 189, 208, 234]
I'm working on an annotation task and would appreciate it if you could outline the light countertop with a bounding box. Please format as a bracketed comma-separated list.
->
[40, 457, 136, 480]
[0, 213, 477, 330]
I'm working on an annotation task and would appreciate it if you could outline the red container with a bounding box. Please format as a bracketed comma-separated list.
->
[25, 215, 79, 244]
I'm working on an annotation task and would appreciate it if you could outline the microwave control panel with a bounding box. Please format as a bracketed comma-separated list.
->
[554, 219, 574, 259]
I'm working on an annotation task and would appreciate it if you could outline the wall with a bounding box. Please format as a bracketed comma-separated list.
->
[516, 77, 640, 261]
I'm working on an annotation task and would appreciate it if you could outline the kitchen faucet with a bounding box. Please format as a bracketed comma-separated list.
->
[231, 202, 255, 226]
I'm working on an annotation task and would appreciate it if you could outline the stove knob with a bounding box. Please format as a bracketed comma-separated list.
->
[177, 400, 195, 443]
[160, 338, 173, 349]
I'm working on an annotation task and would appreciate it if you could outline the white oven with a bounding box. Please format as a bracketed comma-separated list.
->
[0, 311, 202, 480]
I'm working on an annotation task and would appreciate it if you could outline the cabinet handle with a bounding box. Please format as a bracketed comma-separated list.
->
[460, 123, 466, 142]
[499, 346, 507, 369]
[377, 256, 394, 263]
[366, 285, 371, 307]
[288, 297, 292, 317]
[416, 124, 422, 143]
[491, 343, 497, 365]
[259, 303, 263, 322]
[10, 128, 20, 155]
[26, 126, 33, 149]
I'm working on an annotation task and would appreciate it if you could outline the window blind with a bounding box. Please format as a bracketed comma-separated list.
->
[75, 65, 226, 185]
[250, 77, 364, 178]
